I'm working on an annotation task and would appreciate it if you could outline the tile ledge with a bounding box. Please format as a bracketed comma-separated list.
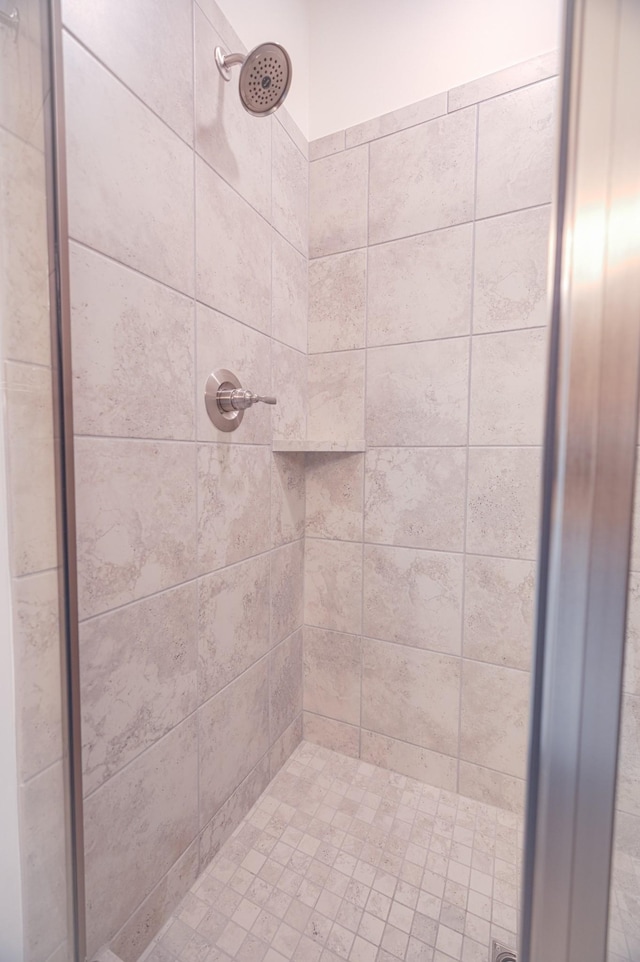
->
[272, 439, 366, 453]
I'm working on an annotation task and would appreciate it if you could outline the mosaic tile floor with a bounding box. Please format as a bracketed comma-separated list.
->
[139, 741, 523, 962]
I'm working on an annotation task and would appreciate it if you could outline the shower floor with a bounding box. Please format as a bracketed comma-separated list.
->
[138, 741, 523, 962]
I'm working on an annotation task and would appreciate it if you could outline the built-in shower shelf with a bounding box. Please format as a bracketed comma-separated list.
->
[272, 439, 366, 453]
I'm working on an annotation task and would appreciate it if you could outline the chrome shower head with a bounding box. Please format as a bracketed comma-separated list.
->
[214, 42, 292, 116]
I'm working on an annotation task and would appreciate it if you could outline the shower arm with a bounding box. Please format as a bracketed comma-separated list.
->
[215, 47, 246, 81]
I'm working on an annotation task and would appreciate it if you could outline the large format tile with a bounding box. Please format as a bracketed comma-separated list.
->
[310, 130, 345, 161]
[74, 437, 197, 618]
[346, 92, 448, 147]
[303, 713, 360, 758]
[197, 443, 271, 574]
[198, 755, 271, 868]
[362, 639, 460, 756]
[469, 328, 547, 445]
[366, 339, 469, 446]
[270, 629, 303, 740]
[272, 232, 308, 354]
[64, 35, 194, 295]
[304, 539, 363, 635]
[308, 250, 367, 354]
[361, 730, 457, 791]
[270, 539, 304, 646]
[198, 661, 269, 827]
[473, 205, 551, 334]
[81, 583, 198, 795]
[363, 544, 463, 656]
[458, 761, 525, 814]
[476, 78, 557, 219]
[369, 107, 476, 245]
[617, 695, 640, 817]
[303, 626, 362, 725]
[466, 447, 542, 560]
[272, 120, 308, 255]
[367, 224, 473, 346]
[625, 571, 640, 697]
[460, 660, 530, 779]
[364, 447, 466, 552]
[70, 244, 195, 440]
[195, 156, 271, 333]
[198, 554, 270, 704]
[308, 351, 365, 442]
[310, 146, 369, 258]
[305, 452, 364, 541]
[272, 342, 307, 441]
[448, 50, 558, 111]
[84, 717, 198, 956]
[62, 0, 194, 143]
[0, 0, 46, 146]
[464, 555, 536, 671]
[271, 453, 305, 547]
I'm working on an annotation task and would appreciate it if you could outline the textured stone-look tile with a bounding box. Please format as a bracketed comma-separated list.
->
[369, 107, 476, 245]
[448, 50, 558, 111]
[617, 695, 640, 816]
[196, 303, 271, 445]
[63, 0, 194, 142]
[270, 714, 303, 778]
[308, 351, 365, 442]
[366, 339, 469, 446]
[306, 452, 364, 541]
[272, 453, 306, 547]
[197, 443, 271, 573]
[194, 5, 270, 217]
[271, 629, 303, 740]
[476, 78, 557, 219]
[466, 447, 541, 560]
[4, 361, 57, 576]
[346, 92, 448, 147]
[367, 224, 473, 347]
[364, 447, 466, 552]
[362, 639, 460, 755]
[271, 539, 305, 645]
[304, 627, 362, 725]
[304, 713, 360, 758]
[460, 660, 530, 778]
[273, 120, 308, 255]
[81, 582, 198, 795]
[309, 250, 367, 354]
[13, 570, 63, 781]
[198, 554, 270, 704]
[310, 130, 345, 161]
[473, 206, 551, 334]
[0, 0, 46, 146]
[625, 571, 640, 696]
[272, 342, 307, 441]
[70, 244, 195, 440]
[464, 556, 536, 671]
[310, 146, 368, 258]
[199, 755, 271, 868]
[305, 539, 363, 635]
[0, 131, 50, 365]
[196, 156, 271, 332]
[198, 660, 269, 827]
[470, 328, 547, 445]
[75, 437, 197, 619]
[64, 35, 194, 295]
[272, 232, 308, 353]
[84, 717, 198, 955]
[20, 762, 69, 962]
[458, 762, 525, 815]
[363, 545, 463, 656]
[361, 731, 456, 791]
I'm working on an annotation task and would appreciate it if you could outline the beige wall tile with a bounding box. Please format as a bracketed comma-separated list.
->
[303, 712, 360, 759]
[308, 351, 365, 442]
[364, 447, 466, 552]
[366, 339, 469, 446]
[362, 639, 460, 756]
[70, 244, 195, 440]
[617, 694, 640, 817]
[272, 232, 308, 354]
[270, 629, 303, 740]
[272, 120, 308, 255]
[271, 539, 305, 646]
[75, 437, 197, 618]
[81, 582, 198, 795]
[199, 756, 271, 869]
[306, 452, 364, 541]
[460, 660, 530, 778]
[625, 571, 640, 696]
[466, 447, 541, 560]
[458, 761, 525, 814]
[369, 108, 476, 245]
[271, 453, 306, 547]
[363, 545, 463, 656]
[197, 443, 271, 574]
[84, 717, 198, 955]
[346, 92, 448, 148]
[470, 328, 547, 445]
[310, 146, 368, 258]
[448, 51, 558, 111]
[368, 224, 473, 346]
[309, 250, 367, 354]
[0, 0, 46, 146]
[305, 539, 363, 635]
[361, 730, 457, 791]
[310, 130, 345, 161]
[304, 626, 362, 725]
[270, 714, 303, 778]
[464, 555, 536, 671]
[198, 554, 270, 704]
[272, 342, 307, 441]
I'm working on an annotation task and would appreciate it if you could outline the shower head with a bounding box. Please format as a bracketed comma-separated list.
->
[214, 42, 292, 116]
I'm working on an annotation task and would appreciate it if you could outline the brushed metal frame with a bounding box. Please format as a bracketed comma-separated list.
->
[522, 0, 640, 960]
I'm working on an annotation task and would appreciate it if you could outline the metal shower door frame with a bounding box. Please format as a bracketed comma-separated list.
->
[522, 0, 640, 960]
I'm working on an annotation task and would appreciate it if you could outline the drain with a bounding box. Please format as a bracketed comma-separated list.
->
[492, 940, 517, 962]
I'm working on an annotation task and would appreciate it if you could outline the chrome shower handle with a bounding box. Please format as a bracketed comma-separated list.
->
[217, 388, 277, 412]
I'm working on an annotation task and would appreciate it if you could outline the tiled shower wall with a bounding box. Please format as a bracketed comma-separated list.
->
[303, 54, 558, 815]
[61, 0, 308, 956]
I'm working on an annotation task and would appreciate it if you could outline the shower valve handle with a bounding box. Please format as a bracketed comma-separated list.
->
[217, 388, 277, 412]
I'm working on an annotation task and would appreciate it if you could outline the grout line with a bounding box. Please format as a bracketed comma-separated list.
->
[303, 534, 539, 564]
[308, 322, 548, 355]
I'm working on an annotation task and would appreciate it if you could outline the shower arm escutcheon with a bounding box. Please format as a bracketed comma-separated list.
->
[205, 368, 277, 432]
